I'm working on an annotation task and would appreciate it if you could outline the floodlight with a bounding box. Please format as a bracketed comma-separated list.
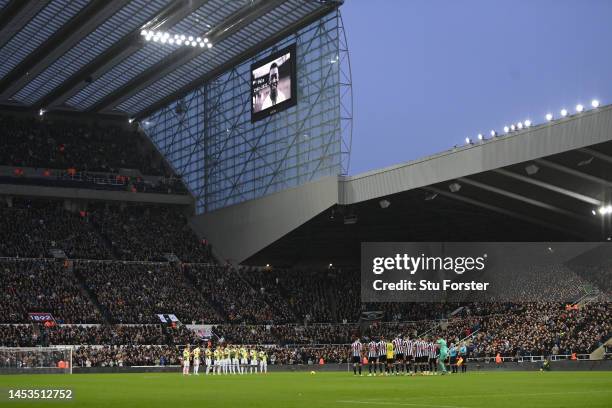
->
[575, 104, 584, 113]
[545, 113, 553, 121]
[560, 109, 568, 117]
[599, 205, 612, 215]
[591, 99, 600, 108]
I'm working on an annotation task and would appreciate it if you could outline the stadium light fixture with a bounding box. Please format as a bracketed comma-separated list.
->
[524, 119, 532, 128]
[598, 205, 612, 215]
[560, 108, 568, 117]
[591, 99, 600, 108]
[546, 113, 553, 121]
[141, 30, 213, 49]
[517, 122, 523, 130]
[379, 199, 391, 209]
[490, 130, 496, 137]
[510, 124, 516, 131]
[477, 133, 484, 141]
[503, 126, 510, 133]
[449, 182, 461, 193]
[465, 137, 471, 144]
[575, 104, 584, 113]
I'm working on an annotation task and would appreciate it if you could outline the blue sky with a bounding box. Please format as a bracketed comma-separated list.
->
[341, 0, 612, 174]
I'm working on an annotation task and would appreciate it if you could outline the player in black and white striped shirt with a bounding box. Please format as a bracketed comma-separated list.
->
[392, 335, 404, 375]
[350, 338, 363, 376]
[367, 338, 379, 376]
[377, 336, 387, 375]
[404, 336, 414, 375]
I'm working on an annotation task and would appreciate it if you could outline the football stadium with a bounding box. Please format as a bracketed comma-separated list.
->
[0, 0, 611, 407]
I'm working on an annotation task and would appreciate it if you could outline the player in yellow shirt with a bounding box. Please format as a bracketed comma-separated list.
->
[192, 345, 201, 375]
[386, 341, 394, 376]
[230, 346, 239, 375]
[182, 345, 191, 376]
[223, 345, 231, 375]
[205, 346, 213, 375]
[213, 346, 222, 375]
[258, 349, 268, 374]
[240, 346, 248, 375]
[249, 347, 258, 374]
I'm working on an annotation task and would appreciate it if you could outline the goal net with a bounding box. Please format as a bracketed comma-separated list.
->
[0, 347, 73, 374]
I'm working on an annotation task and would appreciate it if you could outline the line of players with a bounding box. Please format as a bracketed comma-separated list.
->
[181, 344, 268, 376]
[350, 335, 468, 376]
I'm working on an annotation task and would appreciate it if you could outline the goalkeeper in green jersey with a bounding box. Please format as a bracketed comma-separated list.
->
[436, 338, 448, 375]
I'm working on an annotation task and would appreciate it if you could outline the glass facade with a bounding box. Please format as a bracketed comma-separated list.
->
[142, 12, 342, 213]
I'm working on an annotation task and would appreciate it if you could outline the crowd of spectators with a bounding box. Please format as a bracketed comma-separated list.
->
[184, 264, 283, 324]
[89, 204, 212, 262]
[0, 114, 165, 175]
[75, 261, 220, 324]
[0, 200, 112, 259]
[1, 301, 609, 367]
[467, 302, 611, 357]
[73, 345, 180, 367]
[0, 199, 212, 262]
[0, 324, 198, 347]
[246, 268, 335, 323]
[0, 259, 102, 323]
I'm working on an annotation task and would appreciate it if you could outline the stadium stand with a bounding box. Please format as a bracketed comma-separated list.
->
[0, 114, 164, 175]
[0, 113, 609, 369]
[0, 259, 102, 324]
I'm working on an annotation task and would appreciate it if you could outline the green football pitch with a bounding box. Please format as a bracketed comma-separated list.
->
[0, 371, 611, 408]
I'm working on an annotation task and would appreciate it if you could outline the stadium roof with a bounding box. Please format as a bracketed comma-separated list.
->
[190, 104, 612, 266]
[0, 0, 340, 118]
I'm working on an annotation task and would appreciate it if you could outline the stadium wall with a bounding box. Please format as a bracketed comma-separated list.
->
[0, 182, 193, 206]
[190, 175, 338, 263]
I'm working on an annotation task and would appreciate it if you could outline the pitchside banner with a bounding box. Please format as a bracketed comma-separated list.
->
[361, 242, 612, 303]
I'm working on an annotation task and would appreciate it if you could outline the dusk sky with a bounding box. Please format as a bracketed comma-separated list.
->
[341, 0, 612, 175]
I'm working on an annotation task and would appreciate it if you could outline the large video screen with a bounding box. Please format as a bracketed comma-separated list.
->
[251, 44, 297, 122]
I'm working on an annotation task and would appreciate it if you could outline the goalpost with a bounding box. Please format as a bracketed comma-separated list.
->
[0, 347, 73, 375]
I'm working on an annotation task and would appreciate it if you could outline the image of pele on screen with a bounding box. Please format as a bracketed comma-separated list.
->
[251, 44, 296, 121]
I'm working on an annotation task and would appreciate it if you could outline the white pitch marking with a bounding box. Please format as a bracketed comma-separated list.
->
[336, 400, 470, 408]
